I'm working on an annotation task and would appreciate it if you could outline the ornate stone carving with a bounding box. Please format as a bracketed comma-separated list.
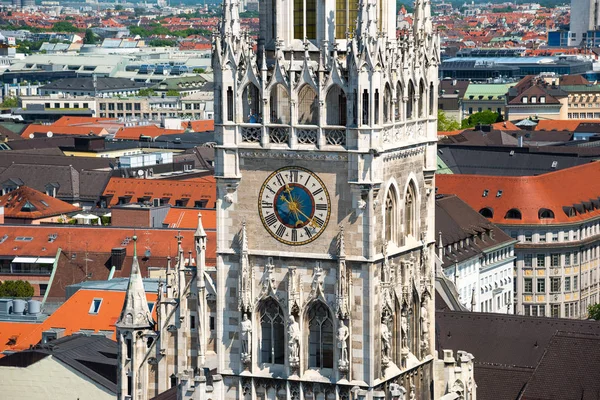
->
[260, 257, 277, 298]
[336, 227, 349, 319]
[308, 261, 325, 301]
[401, 308, 409, 350]
[288, 267, 300, 313]
[288, 315, 300, 368]
[389, 383, 406, 400]
[240, 313, 252, 365]
[381, 322, 392, 367]
[420, 295, 430, 358]
[337, 319, 350, 372]
[238, 223, 253, 313]
[240, 150, 348, 161]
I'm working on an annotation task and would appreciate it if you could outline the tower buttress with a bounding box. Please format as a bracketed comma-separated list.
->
[116, 236, 153, 400]
[195, 213, 208, 366]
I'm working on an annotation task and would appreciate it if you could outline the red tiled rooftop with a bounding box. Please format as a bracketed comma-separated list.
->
[163, 208, 216, 229]
[436, 162, 600, 225]
[21, 124, 107, 139]
[103, 177, 216, 208]
[0, 186, 81, 220]
[114, 125, 185, 140]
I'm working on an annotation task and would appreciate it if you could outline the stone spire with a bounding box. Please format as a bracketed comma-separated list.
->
[220, 0, 240, 39]
[175, 232, 186, 300]
[117, 236, 153, 329]
[196, 213, 208, 366]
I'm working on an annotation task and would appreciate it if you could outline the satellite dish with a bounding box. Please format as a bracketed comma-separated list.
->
[47, 131, 53, 138]
[137, 170, 144, 177]
[29, 133, 34, 139]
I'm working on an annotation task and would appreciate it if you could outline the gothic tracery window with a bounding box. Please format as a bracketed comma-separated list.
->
[298, 85, 319, 125]
[407, 81, 415, 120]
[385, 188, 398, 244]
[259, 298, 285, 364]
[429, 82, 435, 116]
[269, 84, 290, 124]
[294, 0, 316, 39]
[419, 80, 426, 118]
[326, 85, 347, 126]
[404, 183, 417, 238]
[307, 301, 334, 369]
[335, 0, 359, 38]
[242, 83, 261, 123]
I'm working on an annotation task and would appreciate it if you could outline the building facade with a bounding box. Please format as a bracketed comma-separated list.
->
[211, 0, 439, 397]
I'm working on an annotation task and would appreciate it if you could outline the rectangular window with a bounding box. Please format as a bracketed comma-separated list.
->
[525, 232, 532, 242]
[190, 315, 196, 330]
[362, 90, 369, 125]
[227, 86, 233, 121]
[524, 254, 533, 267]
[552, 232, 558, 242]
[126, 103, 132, 111]
[537, 278, 546, 293]
[539, 233, 546, 243]
[565, 277, 571, 291]
[539, 305, 545, 317]
[294, 0, 303, 39]
[524, 278, 533, 293]
[551, 253, 560, 267]
[565, 252, 571, 266]
[83, 103, 88, 108]
[565, 303, 570, 318]
[524, 305, 531, 316]
[551, 277, 561, 293]
[89, 298, 102, 314]
[537, 254, 545, 267]
[551, 304, 560, 318]
[574, 276, 578, 290]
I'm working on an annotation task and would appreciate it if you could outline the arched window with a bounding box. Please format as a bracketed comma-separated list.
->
[242, 83, 261, 123]
[383, 84, 392, 123]
[385, 187, 398, 244]
[418, 80, 426, 118]
[407, 81, 415, 120]
[294, 0, 316, 39]
[297, 85, 318, 125]
[479, 208, 493, 219]
[404, 182, 417, 238]
[505, 208, 522, 220]
[325, 85, 347, 125]
[538, 208, 555, 219]
[269, 84, 290, 124]
[307, 301, 334, 369]
[362, 89, 369, 125]
[395, 82, 402, 121]
[259, 298, 285, 364]
[429, 82, 435, 116]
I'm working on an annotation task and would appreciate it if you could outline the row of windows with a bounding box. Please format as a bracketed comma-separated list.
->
[568, 112, 600, 119]
[480, 291, 511, 312]
[99, 103, 142, 111]
[43, 102, 89, 109]
[236, 81, 435, 127]
[524, 302, 581, 318]
[467, 107, 503, 115]
[513, 223, 600, 243]
[523, 276, 578, 294]
[523, 253, 577, 268]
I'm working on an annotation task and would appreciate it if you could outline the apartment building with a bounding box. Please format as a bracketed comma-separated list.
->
[437, 162, 600, 319]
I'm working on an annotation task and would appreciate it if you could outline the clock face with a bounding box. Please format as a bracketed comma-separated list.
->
[258, 166, 331, 246]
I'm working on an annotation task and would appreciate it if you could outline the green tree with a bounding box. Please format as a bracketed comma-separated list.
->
[0, 97, 18, 108]
[437, 110, 460, 132]
[0, 280, 34, 298]
[52, 21, 79, 33]
[588, 303, 600, 320]
[193, 68, 206, 74]
[115, 4, 123, 10]
[134, 7, 146, 17]
[461, 110, 502, 129]
[166, 89, 180, 97]
[84, 29, 97, 44]
[138, 88, 156, 96]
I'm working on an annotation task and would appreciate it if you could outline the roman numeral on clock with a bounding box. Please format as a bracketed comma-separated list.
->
[289, 170, 299, 183]
[265, 213, 277, 226]
[304, 227, 313, 238]
[315, 203, 327, 211]
[291, 229, 298, 242]
[276, 224, 286, 238]
[312, 188, 323, 196]
[265, 185, 276, 195]
[313, 216, 325, 228]
[275, 173, 285, 186]
[261, 201, 273, 208]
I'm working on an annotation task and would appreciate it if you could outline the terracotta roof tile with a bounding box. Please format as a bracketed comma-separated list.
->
[534, 120, 600, 131]
[102, 177, 216, 208]
[114, 126, 185, 140]
[182, 120, 214, 132]
[436, 162, 600, 225]
[0, 186, 81, 220]
[163, 208, 216, 229]
[20, 125, 107, 139]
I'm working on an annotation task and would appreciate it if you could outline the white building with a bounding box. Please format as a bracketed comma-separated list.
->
[436, 195, 516, 314]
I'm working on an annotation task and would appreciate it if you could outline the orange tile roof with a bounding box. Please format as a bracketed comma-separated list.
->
[436, 162, 600, 225]
[182, 120, 214, 132]
[52, 117, 114, 127]
[491, 121, 520, 131]
[534, 120, 600, 131]
[163, 208, 216, 229]
[0, 225, 198, 260]
[103, 177, 216, 208]
[20, 124, 107, 139]
[0, 288, 158, 354]
[114, 125, 185, 140]
[0, 186, 81, 220]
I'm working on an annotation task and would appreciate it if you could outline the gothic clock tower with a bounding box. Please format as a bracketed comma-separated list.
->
[212, 0, 439, 396]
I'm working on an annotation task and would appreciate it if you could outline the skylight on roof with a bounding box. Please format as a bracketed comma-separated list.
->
[15, 237, 33, 242]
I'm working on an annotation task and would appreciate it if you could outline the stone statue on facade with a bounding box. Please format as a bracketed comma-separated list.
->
[240, 313, 252, 364]
[337, 320, 350, 372]
[288, 315, 300, 368]
[381, 322, 392, 366]
[420, 296, 430, 358]
[382, 243, 392, 284]
[389, 383, 406, 400]
[401, 309, 409, 349]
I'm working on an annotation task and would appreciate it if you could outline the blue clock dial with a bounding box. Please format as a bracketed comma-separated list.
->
[259, 167, 330, 246]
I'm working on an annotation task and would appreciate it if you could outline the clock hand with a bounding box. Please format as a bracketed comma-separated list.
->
[280, 194, 303, 226]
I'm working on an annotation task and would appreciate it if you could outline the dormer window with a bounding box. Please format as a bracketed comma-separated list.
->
[531, 96, 537, 103]
[505, 208, 522, 220]
[522, 97, 528, 104]
[89, 298, 102, 314]
[539, 208, 555, 219]
[540, 96, 546, 103]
